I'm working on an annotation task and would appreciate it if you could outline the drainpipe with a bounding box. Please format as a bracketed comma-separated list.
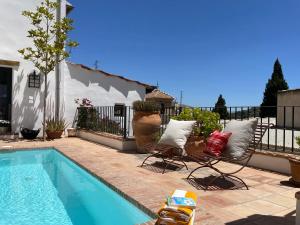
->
[296, 191, 300, 225]
[55, 0, 61, 120]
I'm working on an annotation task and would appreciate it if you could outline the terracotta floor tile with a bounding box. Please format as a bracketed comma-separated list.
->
[0, 138, 296, 225]
[224, 205, 259, 218]
[263, 194, 295, 208]
[243, 200, 287, 215]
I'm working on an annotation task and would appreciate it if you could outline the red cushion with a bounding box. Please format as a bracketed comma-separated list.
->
[204, 131, 232, 157]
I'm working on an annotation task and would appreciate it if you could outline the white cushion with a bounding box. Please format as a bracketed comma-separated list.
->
[159, 119, 196, 150]
[223, 119, 258, 158]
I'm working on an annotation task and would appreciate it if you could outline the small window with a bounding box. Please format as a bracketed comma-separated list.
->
[28, 71, 40, 88]
[114, 104, 125, 116]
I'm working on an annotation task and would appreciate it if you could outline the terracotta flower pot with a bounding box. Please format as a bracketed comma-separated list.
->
[185, 136, 206, 157]
[67, 128, 76, 137]
[289, 158, 300, 186]
[46, 130, 63, 139]
[132, 111, 161, 153]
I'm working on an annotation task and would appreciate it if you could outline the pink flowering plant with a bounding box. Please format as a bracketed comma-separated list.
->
[75, 98, 97, 128]
[75, 98, 93, 107]
[296, 136, 300, 147]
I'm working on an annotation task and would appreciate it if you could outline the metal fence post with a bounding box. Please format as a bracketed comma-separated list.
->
[123, 106, 127, 139]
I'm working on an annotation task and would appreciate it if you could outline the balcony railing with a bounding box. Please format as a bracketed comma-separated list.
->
[161, 106, 300, 154]
[74, 106, 133, 139]
[74, 105, 300, 154]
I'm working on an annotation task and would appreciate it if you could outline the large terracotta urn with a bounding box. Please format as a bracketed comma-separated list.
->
[289, 158, 300, 186]
[132, 111, 161, 153]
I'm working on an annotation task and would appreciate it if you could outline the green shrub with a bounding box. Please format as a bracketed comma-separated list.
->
[296, 136, 300, 147]
[96, 117, 124, 135]
[132, 100, 160, 112]
[172, 107, 222, 138]
[45, 117, 68, 132]
[76, 107, 97, 129]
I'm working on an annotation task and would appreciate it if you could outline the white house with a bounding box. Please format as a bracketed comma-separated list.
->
[0, 0, 154, 135]
[277, 89, 300, 129]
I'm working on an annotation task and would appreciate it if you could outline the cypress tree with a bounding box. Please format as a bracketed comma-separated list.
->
[213, 94, 229, 119]
[260, 59, 289, 117]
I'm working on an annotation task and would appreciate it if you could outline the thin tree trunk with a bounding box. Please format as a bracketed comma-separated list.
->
[55, 0, 61, 121]
[43, 4, 49, 141]
[43, 73, 48, 141]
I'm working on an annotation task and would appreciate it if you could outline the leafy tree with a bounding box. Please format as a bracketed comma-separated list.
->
[213, 94, 229, 119]
[260, 59, 289, 117]
[18, 0, 78, 140]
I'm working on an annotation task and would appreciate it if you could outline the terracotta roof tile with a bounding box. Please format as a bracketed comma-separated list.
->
[145, 89, 174, 100]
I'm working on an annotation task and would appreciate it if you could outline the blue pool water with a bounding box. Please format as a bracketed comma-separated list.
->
[0, 149, 151, 225]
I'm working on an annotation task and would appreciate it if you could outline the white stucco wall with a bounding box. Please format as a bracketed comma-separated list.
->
[277, 89, 300, 129]
[0, 0, 67, 132]
[0, 0, 148, 134]
[62, 62, 146, 127]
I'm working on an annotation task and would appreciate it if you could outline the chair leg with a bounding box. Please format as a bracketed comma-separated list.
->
[181, 160, 189, 171]
[141, 153, 160, 167]
[204, 165, 249, 190]
[162, 158, 169, 174]
[204, 174, 224, 191]
[226, 174, 249, 190]
[187, 164, 209, 179]
[162, 158, 188, 174]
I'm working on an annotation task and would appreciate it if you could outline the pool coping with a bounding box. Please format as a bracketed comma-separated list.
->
[0, 146, 157, 223]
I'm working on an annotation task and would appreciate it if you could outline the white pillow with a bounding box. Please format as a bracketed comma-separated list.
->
[159, 119, 196, 150]
[223, 119, 258, 158]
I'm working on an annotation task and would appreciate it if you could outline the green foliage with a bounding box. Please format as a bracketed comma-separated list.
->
[296, 136, 300, 147]
[132, 100, 160, 112]
[18, 0, 78, 139]
[96, 117, 124, 135]
[76, 107, 124, 135]
[260, 59, 289, 117]
[213, 94, 229, 119]
[45, 117, 67, 132]
[76, 107, 97, 129]
[172, 108, 222, 138]
[18, 0, 78, 75]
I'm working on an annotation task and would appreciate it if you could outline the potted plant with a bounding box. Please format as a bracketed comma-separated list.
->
[0, 120, 10, 135]
[20, 128, 40, 139]
[172, 108, 222, 155]
[289, 137, 300, 186]
[132, 100, 161, 153]
[45, 117, 68, 139]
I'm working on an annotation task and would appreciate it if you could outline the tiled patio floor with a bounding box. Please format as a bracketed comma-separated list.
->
[0, 137, 298, 225]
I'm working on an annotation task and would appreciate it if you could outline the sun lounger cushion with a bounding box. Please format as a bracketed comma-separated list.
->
[204, 131, 232, 157]
[223, 119, 258, 158]
[159, 119, 196, 150]
[157, 189, 197, 225]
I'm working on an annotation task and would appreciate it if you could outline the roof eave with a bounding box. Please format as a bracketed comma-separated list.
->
[67, 61, 155, 89]
[66, 1, 74, 14]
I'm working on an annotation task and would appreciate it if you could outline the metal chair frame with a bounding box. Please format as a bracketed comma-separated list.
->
[187, 123, 273, 190]
[141, 143, 188, 174]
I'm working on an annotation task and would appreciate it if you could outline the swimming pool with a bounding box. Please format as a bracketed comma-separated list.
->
[0, 149, 152, 225]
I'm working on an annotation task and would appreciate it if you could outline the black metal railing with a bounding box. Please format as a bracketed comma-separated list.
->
[160, 106, 300, 154]
[74, 105, 300, 154]
[75, 106, 133, 139]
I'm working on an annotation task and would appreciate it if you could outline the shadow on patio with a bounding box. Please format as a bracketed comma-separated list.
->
[226, 211, 295, 225]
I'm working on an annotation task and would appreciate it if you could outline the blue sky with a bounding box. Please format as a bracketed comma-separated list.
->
[68, 0, 300, 106]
